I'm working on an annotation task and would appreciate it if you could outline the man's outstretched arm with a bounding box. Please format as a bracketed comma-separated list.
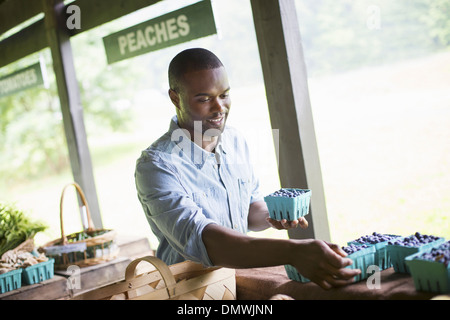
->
[202, 223, 360, 290]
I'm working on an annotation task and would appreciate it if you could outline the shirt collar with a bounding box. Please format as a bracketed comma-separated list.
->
[169, 116, 226, 169]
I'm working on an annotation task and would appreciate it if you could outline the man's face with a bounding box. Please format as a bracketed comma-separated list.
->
[170, 67, 231, 138]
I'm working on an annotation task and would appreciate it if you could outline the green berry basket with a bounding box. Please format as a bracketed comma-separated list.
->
[284, 264, 310, 283]
[22, 258, 55, 285]
[387, 236, 445, 274]
[405, 242, 450, 294]
[264, 188, 311, 221]
[345, 245, 376, 282]
[347, 234, 401, 270]
[0, 268, 22, 294]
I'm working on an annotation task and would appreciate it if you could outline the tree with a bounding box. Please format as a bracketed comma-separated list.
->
[0, 26, 145, 183]
[295, 0, 450, 76]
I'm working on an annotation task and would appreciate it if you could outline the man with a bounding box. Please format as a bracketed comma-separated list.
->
[135, 48, 360, 289]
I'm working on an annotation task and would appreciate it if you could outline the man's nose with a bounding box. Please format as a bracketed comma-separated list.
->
[211, 97, 227, 113]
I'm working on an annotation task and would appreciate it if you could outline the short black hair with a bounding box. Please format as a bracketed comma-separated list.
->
[168, 48, 224, 92]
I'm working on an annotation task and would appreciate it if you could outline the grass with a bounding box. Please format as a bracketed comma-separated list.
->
[2, 51, 449, 251]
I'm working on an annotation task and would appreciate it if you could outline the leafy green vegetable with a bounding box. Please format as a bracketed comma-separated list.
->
[0, 201, 47, 256]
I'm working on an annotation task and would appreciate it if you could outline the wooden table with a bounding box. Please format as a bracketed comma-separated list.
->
[235, 266, 439, 300]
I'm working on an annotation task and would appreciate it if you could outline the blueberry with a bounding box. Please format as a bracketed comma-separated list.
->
[388, 233, 442, 248]
[352, 233, 400, 245]
[342, 244, 369, 255]
[268, 188, 308, 198]
[414, 240, 450, 267]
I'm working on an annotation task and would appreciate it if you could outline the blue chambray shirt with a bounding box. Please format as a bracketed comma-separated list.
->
[135, 116, 263, 266]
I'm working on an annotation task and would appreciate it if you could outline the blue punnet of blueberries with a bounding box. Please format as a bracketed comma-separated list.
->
[387, 232, 441, 247]
[268, 189, 306, 198]
[352, 232, 400, 244]
[414, 240, 450, 267]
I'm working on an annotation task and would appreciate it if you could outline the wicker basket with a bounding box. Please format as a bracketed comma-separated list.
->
[72, 256, 236, 300]
[40, 182, 119, 270]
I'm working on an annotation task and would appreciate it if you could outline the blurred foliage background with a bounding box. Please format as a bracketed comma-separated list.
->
[0, 0, 449, 246]
[2, 0, 449, 182]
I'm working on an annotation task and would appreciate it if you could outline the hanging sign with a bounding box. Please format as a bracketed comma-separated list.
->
[0, 62, 46, 98]
[103, 0, 217, 64]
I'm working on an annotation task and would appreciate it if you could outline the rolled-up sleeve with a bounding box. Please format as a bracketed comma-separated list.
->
[135, 155, 217, 266]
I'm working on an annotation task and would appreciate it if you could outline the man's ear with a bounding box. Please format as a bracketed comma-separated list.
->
[168, 89, 180, 109]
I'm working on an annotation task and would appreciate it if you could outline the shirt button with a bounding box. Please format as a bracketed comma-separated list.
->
[213, 164, 218, 169]
[233, 224, 238, 229]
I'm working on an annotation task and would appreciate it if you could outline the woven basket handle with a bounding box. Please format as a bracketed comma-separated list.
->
[59, 182, 95, 245]
[125, 256, 177, 298]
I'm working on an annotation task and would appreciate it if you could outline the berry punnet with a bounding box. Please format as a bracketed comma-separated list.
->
[264, 188, 311, 221]
[340, 244, 375, 281]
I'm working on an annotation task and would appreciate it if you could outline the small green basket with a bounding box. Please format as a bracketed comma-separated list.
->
[0, 268, 22, 294]
[284, 264, 310, 283]
[264, 188, 311, 221]
[387, 237, 445, 274]
[405, 252, 449, 294]
[22, 258, 55, 285]
[348, 234, 401, 270]
[345, 245, 376, 282]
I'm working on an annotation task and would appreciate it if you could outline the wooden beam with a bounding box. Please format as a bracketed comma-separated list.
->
[0, 0, 43, 35]
[250, 0, 331, 241]
[0, 0, 162, 68]
[0, 20, 47, 69]
[42, 0, 102, 228]
[70, 0, 162, 36]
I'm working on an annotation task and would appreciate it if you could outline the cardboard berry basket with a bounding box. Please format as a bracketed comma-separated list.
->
[405, 249, 450, 294]
[264, 188, 311, 221]
[72, 255, 236, 300]
[345, 245, 376, 282]
[347, 234, 401, 270]
[40, 182, 119, 270]
[0, 268, 22, 294]
[22, 258, 55, 285]
[387, 236, 445, 274]
[284, 264, 310, 283]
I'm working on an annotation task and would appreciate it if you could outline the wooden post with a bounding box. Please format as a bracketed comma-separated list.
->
[42, 0, 103, 228]
[250, 0, 330, 241]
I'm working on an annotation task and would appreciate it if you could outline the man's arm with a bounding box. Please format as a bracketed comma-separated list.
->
[247, 200, 271, 231]
[202, 223, 360, 290]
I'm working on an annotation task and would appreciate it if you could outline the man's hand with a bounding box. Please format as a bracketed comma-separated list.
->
[267, 217, 309, 230]
[248, 201, 309, 231]
[290, 239, 360, 290]
[203, 225, 361, 290]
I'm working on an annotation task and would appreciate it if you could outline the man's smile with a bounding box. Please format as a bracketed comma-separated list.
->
[206, 114, 225, 126]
